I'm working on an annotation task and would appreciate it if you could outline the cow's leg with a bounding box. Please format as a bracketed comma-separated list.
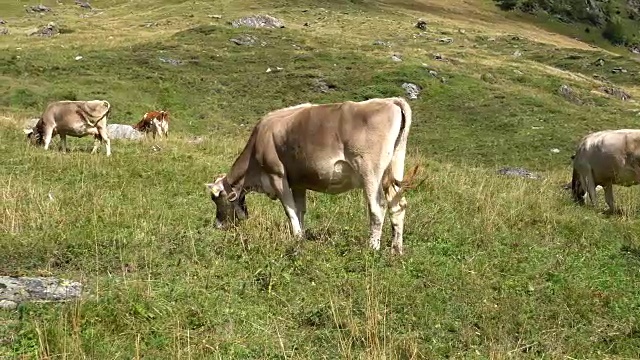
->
[59, 134, 67, 153]
[385, 185, 407, 255]
[42, 126, 55, 151]
[292, 188, 307, 233]
[270, 175, 303, 238]
[584, 172, 598, 208]
[363, 176, 386, 251]
[97, 127, 111, 157]
[604, 184, 618, 214]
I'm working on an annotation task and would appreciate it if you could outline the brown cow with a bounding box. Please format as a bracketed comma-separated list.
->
[205, 97, 417, 254]
[571, 129, 640, 213]
[24, 100, 112, 156]
[132, 110, 169, 139]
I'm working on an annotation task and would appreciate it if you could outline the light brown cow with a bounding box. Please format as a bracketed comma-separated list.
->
[571, 129, 640, 213]
[132, 110, 169, 139]
[24, 100, 112, 156]
[205, 97, 418, 254]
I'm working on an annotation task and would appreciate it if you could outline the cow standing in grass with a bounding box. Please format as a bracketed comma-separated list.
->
[132, 110, 170, 139]
[571, 129, 640, 213]
[205, 97, 419, 254]
[24, 100, 112, 156]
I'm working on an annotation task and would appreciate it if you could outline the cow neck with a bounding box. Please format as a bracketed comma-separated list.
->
[224, 136, 254, 192]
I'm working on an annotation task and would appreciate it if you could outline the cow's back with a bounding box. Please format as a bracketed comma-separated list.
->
[575, 129, 640, 185]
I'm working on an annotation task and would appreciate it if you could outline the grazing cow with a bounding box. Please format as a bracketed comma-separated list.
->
[571, 129, 640, 213]
[24, 100, 112, 156]
[132, 110, 170, 139]
[205, 97, 419, 254]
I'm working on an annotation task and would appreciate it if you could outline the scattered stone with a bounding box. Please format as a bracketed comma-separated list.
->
[458, 29, 466, 34]
[599, 86, 632, 101]
[74, 55, 83, 60]
[187, 136, 205, 144]
[428, 70, 438, 77]
[208, 14, 222, 19]
[438, 37, 453, 44]
[229, 34, 257, 46]
[106, 124, 144, 140]
[159, 57, 184, 66]
[266, 66, 283, 73]
[151, 145, 162, 152]
[391, 54, 402, 62]
[512, 35, 522, 40]
[433, 53, 444, 61]
[630, 46, 640, 54]
[0, 276, 83, 306]
[550, 148, 560, 153]
[0, 19, 6, 25]
[0, 28, 8, 35]
[612, 67, 627, 74]
[0, 300, 17, 310]
[440, 77, 447, 84]
[402, 82, 421, 100]
[513, 50, 522, 57]
[231, 14, 284, 29]
[75, 0, 91, 9]
[312, 78, 336, 93]
[415, 20, 427, 31]
[303, 22, 310, 27]
[24, 117, 40, 130]
[513, 69, 523, 75]
[487, 37, 496, 41]
[497, 167, 543, 180]
[373, 40, 390, 46]
[28, 22, 59, 37]
[558, 84, 582, 105]
[481, 73, 496, 83]
[593, 58, 605, 66]
[27, 4, 51, 13]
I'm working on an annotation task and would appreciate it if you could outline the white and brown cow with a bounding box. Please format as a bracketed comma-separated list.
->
[132, 110, 169, 139]
[571, 129, 640, 213]
[205, 97, 419, 254]
[24, 100, 112, 156]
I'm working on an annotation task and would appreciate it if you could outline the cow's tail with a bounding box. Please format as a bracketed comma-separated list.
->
[385, 97, 424, 200]
[571, 155, 586, 204]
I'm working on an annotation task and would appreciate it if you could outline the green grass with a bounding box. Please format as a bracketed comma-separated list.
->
[2, 0, 640, 358]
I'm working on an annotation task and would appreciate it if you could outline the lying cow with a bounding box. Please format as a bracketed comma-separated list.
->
[132, 110, 169, 139]
[571, 129, 640, 213]
[205, 97, 418, 254]
[24, 100, 112, 156]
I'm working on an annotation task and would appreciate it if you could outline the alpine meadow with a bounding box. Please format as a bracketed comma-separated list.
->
[3, 0, 640, 358]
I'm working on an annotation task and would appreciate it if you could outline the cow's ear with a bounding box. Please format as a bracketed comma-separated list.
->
[228, 190, 238, 202]
[205, 183, 222, 197]
[103, 101, 109, 108]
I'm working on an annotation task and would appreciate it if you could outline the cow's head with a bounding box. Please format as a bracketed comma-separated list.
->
[205, 174, 248, 228]
[23, 127, 44, 146]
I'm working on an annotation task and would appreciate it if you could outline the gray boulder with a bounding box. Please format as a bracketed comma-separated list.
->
[231, 15, 284, 29]
[106, 124, 144, 140]
[0, 276, 83, 308]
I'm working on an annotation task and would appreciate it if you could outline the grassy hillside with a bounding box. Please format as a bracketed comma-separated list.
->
[2, 0, 640, 358]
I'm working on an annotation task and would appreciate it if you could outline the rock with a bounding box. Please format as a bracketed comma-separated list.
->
[372, 40, 390, 46]
[27, 4, 51, 13]
[630, 46, 640, 54]
[391, 54, 402, 62]
[29, 22, 59, 37]
[24, 117, 40, 130]
[513, 69, 523, 75]
[266, 66, 283, 73]
[593, 58, 605, 66]
[229, 34, 257, 46]
[402, 82, 421, 100]
[312, 78, 335, 93]
[599, 86, 632, 101]
[497, 167, 542, 180]
[0, 19, 6, 25]
[106, 124, 144, 140]
[558, 85, 582, 105]
[438, 37, 453, 44]
[415, 20, 427, 31]
[187, 136, 204, 144]
[0, 276, 83, 305]
[433, 53, 444, 61]
[550, 148, 560, 153]
[231, 14, 284, 29]
[159, 57, 184, 66]
[428, 70, 438, 77]
[512, 35, 522, 40]
[0, 300, 17, 310]
[440, 77, 447, 84]
[74, 55, 83, 60]
[458, 29, 466, 34]
[481, 73, 496, 83]
[75, 0, 91, 9]
[303, 22, 310, 27]
[612, 67, 627, 74]
[513, 50, 522, 57]
[208, 14, 222, 19]
[0, 28, 8, 35]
